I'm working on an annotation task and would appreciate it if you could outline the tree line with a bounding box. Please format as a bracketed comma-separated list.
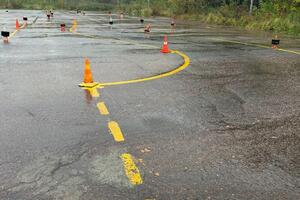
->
[1, 0, 299, 35]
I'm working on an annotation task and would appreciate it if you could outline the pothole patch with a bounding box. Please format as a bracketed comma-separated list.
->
[89, 147, 133, 188]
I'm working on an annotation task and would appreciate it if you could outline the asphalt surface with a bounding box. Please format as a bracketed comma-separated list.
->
[0, 10, 299, 200]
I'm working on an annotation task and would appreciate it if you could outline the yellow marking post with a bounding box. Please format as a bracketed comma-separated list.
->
[121, 153, 143, 185]
[97, 102, 109, 115]
[98, 50, 190, 87]
[108, 121, 125, 142]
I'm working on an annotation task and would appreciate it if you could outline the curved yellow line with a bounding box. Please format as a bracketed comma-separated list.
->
[98, 50, 190, 87]
[71, 32, 190, 87]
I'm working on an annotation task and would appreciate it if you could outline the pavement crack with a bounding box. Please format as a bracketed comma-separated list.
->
[50, 149, 88, 177]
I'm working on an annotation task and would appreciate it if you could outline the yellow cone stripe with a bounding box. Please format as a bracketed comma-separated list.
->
[121, 153, 143, 185]
[97, 102, 109, 115]
[108, 121, 125, 142]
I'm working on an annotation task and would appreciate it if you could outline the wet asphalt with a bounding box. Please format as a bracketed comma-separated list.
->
[0, 10, 299, 200]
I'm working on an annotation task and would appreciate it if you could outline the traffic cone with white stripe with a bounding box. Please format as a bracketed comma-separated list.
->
[160, 35, 171, 53]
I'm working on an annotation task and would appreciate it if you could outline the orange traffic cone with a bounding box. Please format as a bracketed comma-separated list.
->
[79, 58, 98, 88]
[16, 19, 20, 30]
[160, 35, 171, 53]
[83, 58, 93, 83]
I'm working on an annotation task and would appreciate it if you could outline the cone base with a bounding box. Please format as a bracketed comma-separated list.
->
[160, 49, 171, 53]
[78, 82, 99, 88]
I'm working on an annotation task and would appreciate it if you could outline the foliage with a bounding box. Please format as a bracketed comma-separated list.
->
[0, 0, 299, 35]
[0, 0, 115, 10]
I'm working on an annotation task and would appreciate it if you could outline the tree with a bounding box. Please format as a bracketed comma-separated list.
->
[249, 0, 254, 14]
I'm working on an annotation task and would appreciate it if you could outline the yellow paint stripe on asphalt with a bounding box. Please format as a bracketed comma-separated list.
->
[70, 34, 190, 87]
[212, 38, 300, 55]
[8, 30, 19, 39]
[85, 88, 100, 97]
[108, 121, 125, 142]
[121, 153, 143, 185]
[98, 50, 190, 87]
[277, 48, 300, 55]
[73, 30, 299, 57]
[97, 102, 109, 115]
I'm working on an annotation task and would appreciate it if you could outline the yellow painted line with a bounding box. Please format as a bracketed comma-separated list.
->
[89, 88, 100, 97]
[108, 121, 125, 142]
[121, 153, 143, 185]
[98, 50, 190, 87]
[9, 24, 26, 39]
[277, 48, 300, 55]
[8, 29, 19, 39]
[74, 31, 300, 55]
[97, 102, 109, 115]
[212, 38, 300, 55]
[84, 88, 100, 97]
[70, 33, 190, 87]
[70, 34, 190, 87]
[20, 24, 27, 29]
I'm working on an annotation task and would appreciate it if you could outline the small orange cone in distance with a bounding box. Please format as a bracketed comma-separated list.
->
[79, 58, 98, 88]
[161, 35, 171, 53]
[16, 19, 20, 30]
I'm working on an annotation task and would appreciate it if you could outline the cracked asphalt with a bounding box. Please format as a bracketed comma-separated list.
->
[0, 10, 299, 200]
